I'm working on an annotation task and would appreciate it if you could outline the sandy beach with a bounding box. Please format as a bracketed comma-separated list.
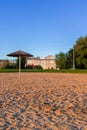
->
[0, 72, 87, 130]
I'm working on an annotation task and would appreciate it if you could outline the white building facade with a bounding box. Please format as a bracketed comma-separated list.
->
[26, 55, 56, 69]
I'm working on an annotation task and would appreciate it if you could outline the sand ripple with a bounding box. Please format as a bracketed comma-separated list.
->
[0, 73, 87, 130]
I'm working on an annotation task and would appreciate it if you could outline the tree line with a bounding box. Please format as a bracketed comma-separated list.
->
[0, 57, 43, 69]
[0, 35, 87, 69]
[55, 35, 87, 69]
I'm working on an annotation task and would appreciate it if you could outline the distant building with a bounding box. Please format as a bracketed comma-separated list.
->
[26, 55, 56, 69]
[9, 59, 17, 64]
[0, 59, 17, 68]
[0, 59, 9, 68]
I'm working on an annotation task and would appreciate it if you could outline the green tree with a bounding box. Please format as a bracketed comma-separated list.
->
[66, 48, 73, 69]
[74, 36, 87, 69]
[55, 52, 66, 69]
[16, 57, 26, 69]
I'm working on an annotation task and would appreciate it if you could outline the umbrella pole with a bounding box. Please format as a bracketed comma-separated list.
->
[19, 56, 21, 79]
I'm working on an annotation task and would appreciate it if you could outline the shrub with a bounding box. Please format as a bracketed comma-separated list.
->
[25, 64, 43, 69]
[6, 63, 17, 69]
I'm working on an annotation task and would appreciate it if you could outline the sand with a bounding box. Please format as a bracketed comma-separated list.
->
[0, 72, 87, 130]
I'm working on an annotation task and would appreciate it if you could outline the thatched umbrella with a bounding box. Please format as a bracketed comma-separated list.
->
[7, 50, 33, 79]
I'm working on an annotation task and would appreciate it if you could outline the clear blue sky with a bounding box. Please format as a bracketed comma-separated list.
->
[0, 0, 87, 59]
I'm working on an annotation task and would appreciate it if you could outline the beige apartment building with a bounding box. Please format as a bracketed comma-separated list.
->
[26, 55, 56, 69]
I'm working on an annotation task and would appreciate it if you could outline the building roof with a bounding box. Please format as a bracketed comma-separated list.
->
[27, 55, 55, 60]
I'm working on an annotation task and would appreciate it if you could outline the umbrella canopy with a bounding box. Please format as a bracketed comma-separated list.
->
[7, 50, 33, 79]
[7, 50, 33, 57]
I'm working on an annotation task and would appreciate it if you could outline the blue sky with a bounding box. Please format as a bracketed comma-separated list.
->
[0, 0, 87, 59]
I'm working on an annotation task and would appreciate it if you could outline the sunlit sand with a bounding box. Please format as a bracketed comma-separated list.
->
[0, 73, 87, 129]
